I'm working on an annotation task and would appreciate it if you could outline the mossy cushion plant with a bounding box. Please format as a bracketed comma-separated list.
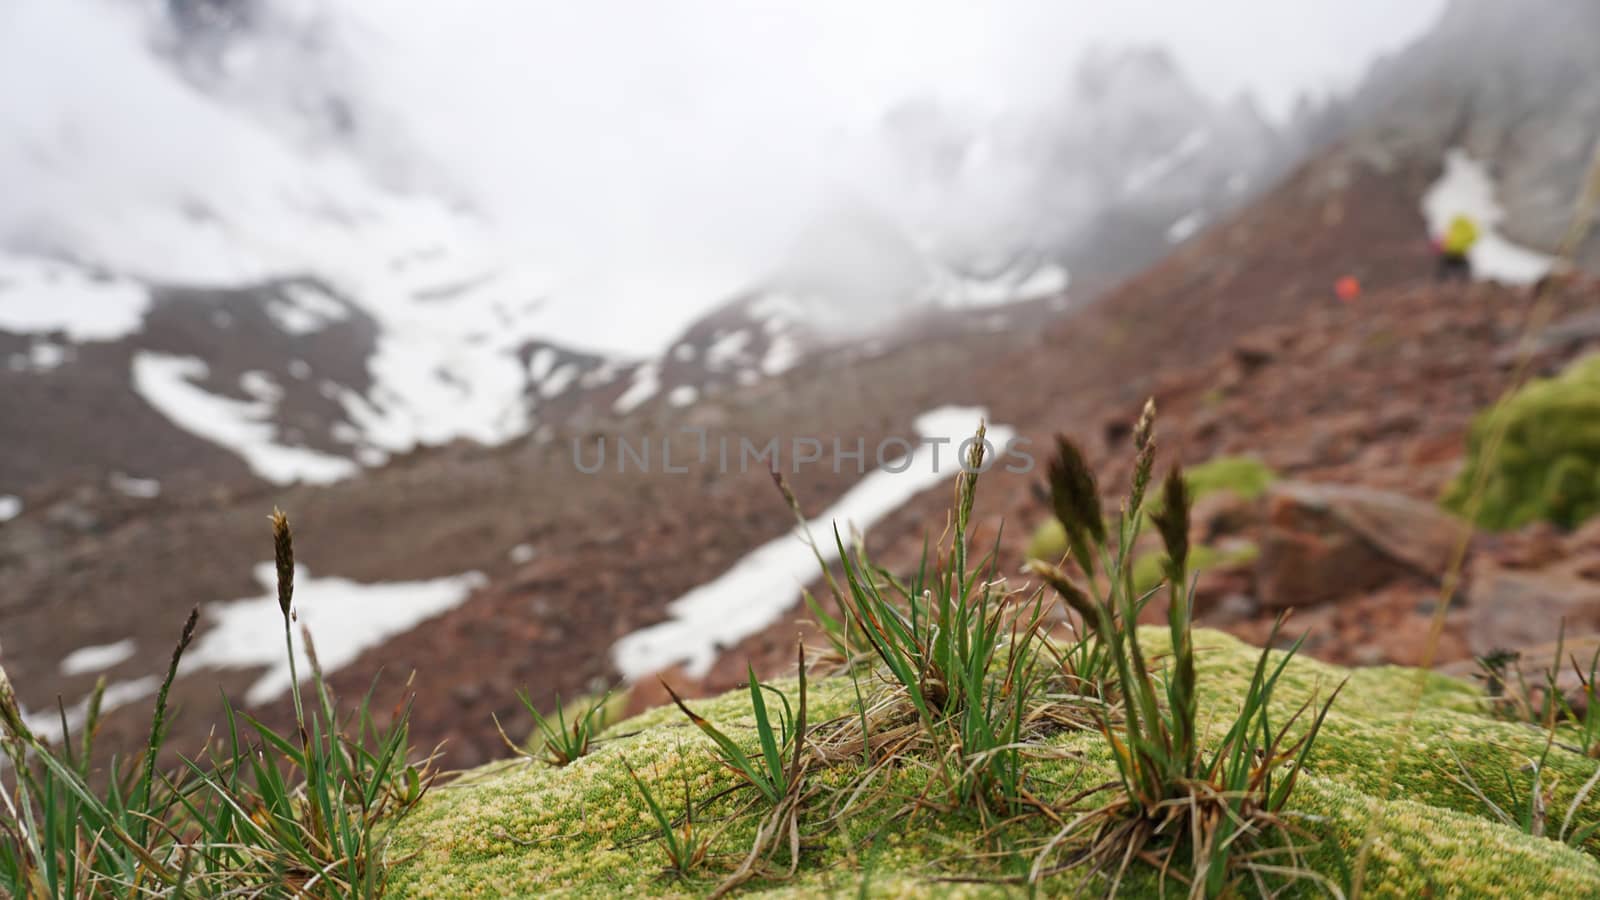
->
[385, 630, 1600, 896]
[1445, 353, 1600, 530]
[386, 412, 1600, 898]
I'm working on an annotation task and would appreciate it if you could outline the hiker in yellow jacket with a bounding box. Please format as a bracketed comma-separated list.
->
[1434, 214, 1479, 282]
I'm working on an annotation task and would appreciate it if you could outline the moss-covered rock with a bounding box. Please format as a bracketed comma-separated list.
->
[1445, 353, 1600, 531]
[1024, 518, 1072, 564]
[385, 629, 1600, 897]
[1160, 455, 1278, 511]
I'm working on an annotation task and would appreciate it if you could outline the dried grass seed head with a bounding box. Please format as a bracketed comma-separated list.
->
[1047, 435, 1105, 545]
[1133, 398, 1156, 454]
[1151, 466, 1191, 569]
[1130, 398, 1157, 513]
[0, 662, 32, 743]
[269, 507, 295, 620]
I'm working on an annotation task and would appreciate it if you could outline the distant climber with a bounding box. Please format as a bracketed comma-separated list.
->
[1434, 214, 1479, 283]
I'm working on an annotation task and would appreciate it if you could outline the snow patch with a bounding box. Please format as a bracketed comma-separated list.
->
[540, 363, 578, 397]
[509, 543, 536, 564]
[613, 361, 661, 415]
[613, 406, 1014, 678]
[28, 341, 68, 371]
[579, 360, 623, 389]
[668, 385, 699, 407]
[527, 347, 557, 381]
[22, 677, 161, 746]
[265, 283, 350, 336]
[1422, 149, 1555, 286]
[186, 562, 485, 705]
[0, 255, 151, 342]
[705, 329, 752, 371]
[60, 639, 137, 676]
[932, 262, 1068, 307]
[0, 495, 19, 521]
[762, 334, 803, 376]
[1166, 211, 1206, 244]
[109, 472, 161, 498]
[132, 353, 358, 484]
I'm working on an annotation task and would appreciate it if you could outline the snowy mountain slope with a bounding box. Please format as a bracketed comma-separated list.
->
[9, 0, 1585, 504]
[8, 2, 1244, 497]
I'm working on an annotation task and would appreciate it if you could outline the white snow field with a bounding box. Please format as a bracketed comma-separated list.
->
[0, 256, 152, 342]
[20, 676, 164, 747]
[15, 564, 485, 741]
[59, 639, 139, 676]
[132, 353, 360, 485]
[1, 1, 1080, 487]
[612, 406, 1017, 679]
[186, 562, 487, 705]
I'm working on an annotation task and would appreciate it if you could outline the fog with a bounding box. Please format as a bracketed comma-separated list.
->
[1, 0, 1447, 353]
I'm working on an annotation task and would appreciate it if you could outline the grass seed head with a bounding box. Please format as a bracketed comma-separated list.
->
[958, 421, 988, 525]
[1130, 398, 1157, 513]
[269, 507, 294, 620]
[0, 661, 32, 744]
[1151, 465, 1191, 571]
[1047, 435, 1105, 547]
[770, 468, 802, 518]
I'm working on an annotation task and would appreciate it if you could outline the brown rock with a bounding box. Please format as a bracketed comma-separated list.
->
[1256, 481, 1471, 609]
[1566, 517, 1600, 554]
[1232, 334, 1278, 374]
[1191, 490, 1259, 540]
[1257, 524, 1401, 610]
[1465, 563, 1600, 656]
[1491, 521, 1569, 570]
[1192, 565, 1254, 619]
[1405, 430, 1465, 467]
[1199, 592, 1259, 626]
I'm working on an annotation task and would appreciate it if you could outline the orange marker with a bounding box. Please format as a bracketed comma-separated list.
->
[1335, 276, 1361, 302]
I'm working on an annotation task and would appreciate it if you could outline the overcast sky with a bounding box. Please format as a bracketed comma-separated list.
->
[341, 0, 1452, 126]
[330, 1, 1450, 325]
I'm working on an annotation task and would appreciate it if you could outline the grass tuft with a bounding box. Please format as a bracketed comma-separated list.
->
[1030, 411, 1342, 897]
[0, 508, 436, 898]
[496, 689, 614, 768]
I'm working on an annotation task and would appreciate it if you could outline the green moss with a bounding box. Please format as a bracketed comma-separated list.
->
[1025, 455, 1277, 563]
[1445, 353, 1600, 530]
[386, 629, 1600, 897]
